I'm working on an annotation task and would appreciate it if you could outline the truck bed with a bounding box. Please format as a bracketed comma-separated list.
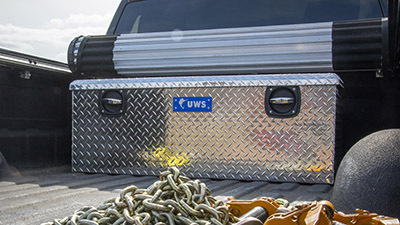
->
[0, 166, 332, 225]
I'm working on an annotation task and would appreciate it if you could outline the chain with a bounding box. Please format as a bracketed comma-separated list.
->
[41, 167, 239, 225]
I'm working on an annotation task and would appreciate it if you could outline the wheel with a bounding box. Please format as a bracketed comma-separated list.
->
[331, 129, 400, 218]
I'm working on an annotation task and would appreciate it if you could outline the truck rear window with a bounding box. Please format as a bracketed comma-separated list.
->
[114, 0, 383, 34]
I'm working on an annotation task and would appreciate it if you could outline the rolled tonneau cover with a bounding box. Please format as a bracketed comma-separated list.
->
[68, 19, 386, 77]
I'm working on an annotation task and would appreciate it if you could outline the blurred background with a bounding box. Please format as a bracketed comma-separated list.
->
[0, 0, 120, 62]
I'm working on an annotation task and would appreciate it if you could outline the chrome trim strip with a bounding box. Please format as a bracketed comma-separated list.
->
[70, 73, 340, 90]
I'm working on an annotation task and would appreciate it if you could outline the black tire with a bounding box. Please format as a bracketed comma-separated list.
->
[331, 129, 400, 218]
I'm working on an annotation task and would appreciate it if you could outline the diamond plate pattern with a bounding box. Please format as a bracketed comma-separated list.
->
[72, 75, 337, 183]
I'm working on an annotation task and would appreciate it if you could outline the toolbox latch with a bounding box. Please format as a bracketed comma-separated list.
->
[265, 86, 300, 118]
[99, 90, 125, 116]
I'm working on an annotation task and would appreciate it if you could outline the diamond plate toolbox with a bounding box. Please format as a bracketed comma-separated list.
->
[70, 74, 340, 184]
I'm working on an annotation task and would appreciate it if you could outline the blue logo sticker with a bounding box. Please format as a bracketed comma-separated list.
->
[173, 97, 212, 112]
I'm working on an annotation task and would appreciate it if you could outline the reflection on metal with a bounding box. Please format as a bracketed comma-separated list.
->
[71, 74, 339, 183]
[113, 22, 333, 76]
[269, 97, 294, 105]
[102, 98, 123, 105]
[150, 147, 191, 167]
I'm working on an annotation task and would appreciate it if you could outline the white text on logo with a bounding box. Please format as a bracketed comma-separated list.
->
[187, 101, 207, 108]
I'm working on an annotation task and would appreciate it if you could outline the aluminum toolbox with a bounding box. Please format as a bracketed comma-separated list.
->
[70, 73, 340, 184]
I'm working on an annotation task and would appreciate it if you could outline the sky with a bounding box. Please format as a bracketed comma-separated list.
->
[0, 0, 121, 62]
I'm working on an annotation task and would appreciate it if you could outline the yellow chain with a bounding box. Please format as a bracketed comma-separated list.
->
[41, 167, 239, 225]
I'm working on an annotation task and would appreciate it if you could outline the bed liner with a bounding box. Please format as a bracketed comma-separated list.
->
[0, 166, 332, 225]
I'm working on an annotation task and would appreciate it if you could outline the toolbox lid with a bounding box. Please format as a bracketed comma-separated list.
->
[70, 73, 340, 90]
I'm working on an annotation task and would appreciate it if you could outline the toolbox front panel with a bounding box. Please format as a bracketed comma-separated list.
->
[72, 82, 336, 183]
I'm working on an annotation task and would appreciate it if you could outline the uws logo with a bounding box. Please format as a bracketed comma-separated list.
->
[178, 98, 187, 109]
[187, 100, 207, 108]
[181, 99, 207, 109]
[173, 97, 212, 112]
